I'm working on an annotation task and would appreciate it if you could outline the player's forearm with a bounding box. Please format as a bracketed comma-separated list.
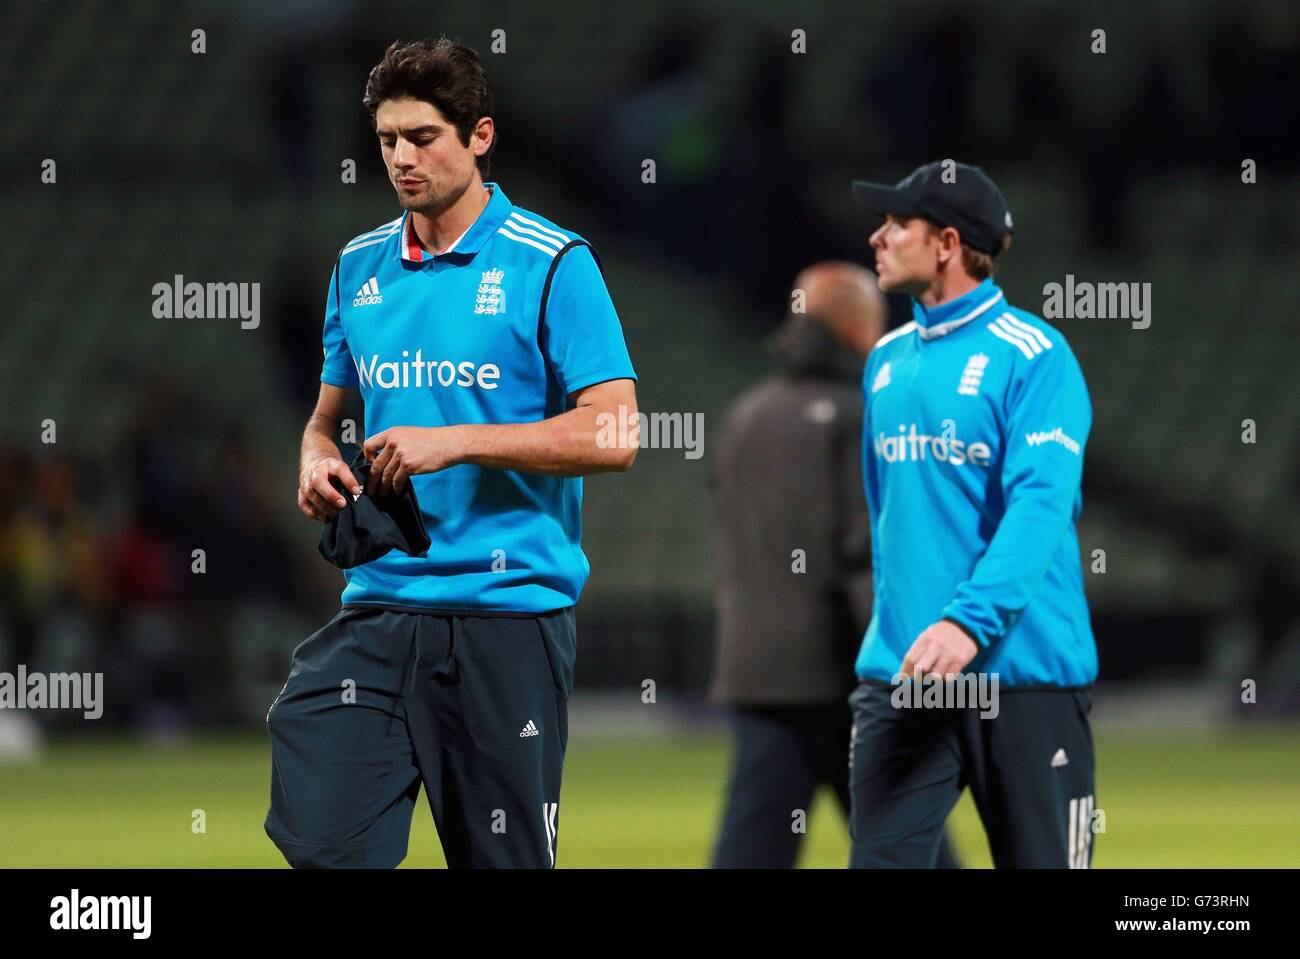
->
[300, 413, 345, 472]
[940, 491, 1075, 646]
[448, 406, 636, 476]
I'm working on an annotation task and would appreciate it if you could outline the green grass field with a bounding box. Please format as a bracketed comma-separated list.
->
[2, 726, 1297, 867]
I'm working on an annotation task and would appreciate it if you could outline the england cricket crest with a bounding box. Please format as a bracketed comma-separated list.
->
[475, 268, 506, 315]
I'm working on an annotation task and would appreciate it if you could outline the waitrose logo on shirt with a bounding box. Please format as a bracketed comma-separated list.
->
[874, 422, 992, 467]
[355, 350, 501, 390]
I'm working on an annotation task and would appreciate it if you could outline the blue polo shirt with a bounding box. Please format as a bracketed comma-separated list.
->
[320, 183, 637, 612]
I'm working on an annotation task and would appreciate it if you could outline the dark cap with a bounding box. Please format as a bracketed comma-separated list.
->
[318, 448, 431, 569]
[852, 161, 1013, 256]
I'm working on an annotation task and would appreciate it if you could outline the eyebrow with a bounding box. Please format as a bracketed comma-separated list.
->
[375, 124, 442, 138]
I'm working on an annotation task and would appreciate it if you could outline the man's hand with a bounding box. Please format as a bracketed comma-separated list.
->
[298, 455, 362, 521]
[899, 620, 980, 681]
[363, 426, 463, 495]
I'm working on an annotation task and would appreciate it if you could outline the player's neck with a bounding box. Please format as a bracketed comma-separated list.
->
[916, 271, 982, 310]
[411, 179, 491, 254]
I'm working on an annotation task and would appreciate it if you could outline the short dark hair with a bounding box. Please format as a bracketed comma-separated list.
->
[960, 244, 997, 281]
[363, 38, 495, 178]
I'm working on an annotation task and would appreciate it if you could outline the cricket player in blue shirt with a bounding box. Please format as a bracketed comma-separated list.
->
[264, 38, 638, 869]
[847, 161, 1098, 868]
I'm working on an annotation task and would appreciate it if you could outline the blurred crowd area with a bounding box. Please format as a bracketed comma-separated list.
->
[2, 0, 1299, 728]
[0, 386, 340, 731]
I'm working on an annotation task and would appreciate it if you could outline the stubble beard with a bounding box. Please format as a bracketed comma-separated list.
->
[394, 173, 471, 219]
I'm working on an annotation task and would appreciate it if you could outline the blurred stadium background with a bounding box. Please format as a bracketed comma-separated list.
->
[1, 0, 1298, 867]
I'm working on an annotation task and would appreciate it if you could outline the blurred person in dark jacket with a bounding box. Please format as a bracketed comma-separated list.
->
[708, 262, 960, 868]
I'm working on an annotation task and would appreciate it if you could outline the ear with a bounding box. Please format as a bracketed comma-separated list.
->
[937, 226, 963, 266]
[472, 116, 494, 156]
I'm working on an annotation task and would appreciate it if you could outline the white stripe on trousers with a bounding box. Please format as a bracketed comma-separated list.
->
[543, 802, 559, 867]
[1068, 795, 1094, 868]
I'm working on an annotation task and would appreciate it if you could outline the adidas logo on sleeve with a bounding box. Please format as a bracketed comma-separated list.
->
[519, 719, 540, 738]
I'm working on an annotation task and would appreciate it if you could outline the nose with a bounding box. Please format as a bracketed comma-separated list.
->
[869, 222, 887, 250]
[391, 138, 416, 170]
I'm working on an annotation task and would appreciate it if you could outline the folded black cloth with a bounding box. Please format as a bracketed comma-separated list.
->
[318, 449, 431, 569]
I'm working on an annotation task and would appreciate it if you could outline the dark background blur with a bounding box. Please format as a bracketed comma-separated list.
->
[2, 0, 1299, 735]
